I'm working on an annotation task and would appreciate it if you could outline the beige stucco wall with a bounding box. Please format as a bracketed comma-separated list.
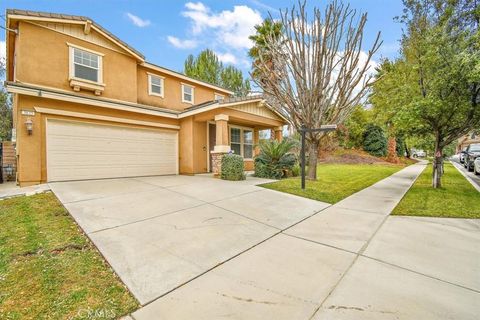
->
[193, 122, 208, 173]
[9, 17, 287, 184]
[16, 21, 139, 103]
[15, 94, 283, 184]
[137, 66, 220, 111]
[14, 21, 230, 112]
[14, 94, 180, 186]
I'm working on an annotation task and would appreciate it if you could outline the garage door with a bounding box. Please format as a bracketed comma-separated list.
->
[46, 119, 178, 182]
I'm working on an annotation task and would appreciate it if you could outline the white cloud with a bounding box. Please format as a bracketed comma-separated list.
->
[167, 36, 198, 49]
[185, 2, 208, 12]
[248, 0, 277, 13]
[216, 52, 237, 64]
[169, 2, 263, 68]
[126, 12, 151, 27]
[0, 41, 6, 62]
[182, 3, 262, 49]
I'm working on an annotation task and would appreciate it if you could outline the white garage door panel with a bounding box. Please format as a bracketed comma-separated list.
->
[47, 119, 178, 181]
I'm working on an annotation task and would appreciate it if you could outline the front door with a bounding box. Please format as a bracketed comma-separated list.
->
[208, 123, 216, 172]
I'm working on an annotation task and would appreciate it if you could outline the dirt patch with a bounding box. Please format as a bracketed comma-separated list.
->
[319, 149, 390, 164]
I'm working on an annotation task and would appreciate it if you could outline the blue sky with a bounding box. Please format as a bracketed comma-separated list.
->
[1, 0, 405, 76]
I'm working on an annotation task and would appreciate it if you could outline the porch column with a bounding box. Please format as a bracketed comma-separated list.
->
[253, 128, 260, 156]
[214, 114, 230, 152]
[274, 126, 283, 142]
[211, 114, 230, 176]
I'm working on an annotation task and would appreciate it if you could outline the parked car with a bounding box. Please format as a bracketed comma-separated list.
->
[412, 149, 426, 158]
[474, 157, 480, 175]
[459, 148, 468, 164]
[464, 143, 480, 171]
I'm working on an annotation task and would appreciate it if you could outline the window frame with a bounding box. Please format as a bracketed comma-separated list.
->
[181, 83, 195, 104]
[214, 93, 225, 101]
[68, 43, 104, 84]
[148, 73, 165, 98]
[229, 125, 254, 160]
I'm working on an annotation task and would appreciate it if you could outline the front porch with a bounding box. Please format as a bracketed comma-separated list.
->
[178, 96, 287, 175]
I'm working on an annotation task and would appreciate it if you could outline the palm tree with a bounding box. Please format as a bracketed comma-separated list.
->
[248, 19, 283, 84]
[249, 19, 284, 138]
[255, 138, 297, 179]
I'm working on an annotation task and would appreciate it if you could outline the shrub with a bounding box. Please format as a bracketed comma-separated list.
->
[342, 105, 372, 149]
[291, 163, 301, 177]
[221, 154, 245, 181]
[363, 124, 387, 157]
[254, 139, 297, 179]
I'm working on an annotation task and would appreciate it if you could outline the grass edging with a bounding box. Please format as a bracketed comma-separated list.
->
[392, 162, 480, 219]
[450, 161, 480, 193]
[0, 192, 139, 319]
[260, 163, 408, 204]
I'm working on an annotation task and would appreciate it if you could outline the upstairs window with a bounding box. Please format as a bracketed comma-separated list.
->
[71, 47, 102, 83]
[214, 93, 225, 101]
[182, 84, 194, 104]
[148, 74, 164, 97]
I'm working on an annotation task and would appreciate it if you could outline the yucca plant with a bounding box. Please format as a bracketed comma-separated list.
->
[254, 138, 298, 179]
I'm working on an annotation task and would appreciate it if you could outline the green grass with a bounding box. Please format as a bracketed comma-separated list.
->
[0, 192, 138, 320]
[392, 163, 480, 218]
[261, 163, 406, 204]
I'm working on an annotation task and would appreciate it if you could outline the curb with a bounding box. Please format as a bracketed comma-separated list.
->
[450, 161, 480, 193]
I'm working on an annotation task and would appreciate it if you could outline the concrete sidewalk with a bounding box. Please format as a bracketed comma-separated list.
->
[0, 182, 50, 199]
[129, 160, 480, 320]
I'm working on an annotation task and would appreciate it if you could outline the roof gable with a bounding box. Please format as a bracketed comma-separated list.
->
[226, 101, 282, 121]
[28, 20, 132, 56]
[7, 9, 144, 61]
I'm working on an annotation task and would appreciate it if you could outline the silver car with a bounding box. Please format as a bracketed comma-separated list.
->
[474, 157, 480, 175]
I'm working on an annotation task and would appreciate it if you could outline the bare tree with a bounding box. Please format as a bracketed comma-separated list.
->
[253, 0, 381, 179]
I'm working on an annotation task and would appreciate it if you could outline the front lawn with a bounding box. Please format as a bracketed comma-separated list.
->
[392, 163, 480, 218]
[0, 193, 138, 319]
[261, 163, 406, 204]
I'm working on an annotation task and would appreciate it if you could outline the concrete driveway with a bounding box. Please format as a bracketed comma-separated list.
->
[50, 165, 480, 319]
[49, 175, 330, 305]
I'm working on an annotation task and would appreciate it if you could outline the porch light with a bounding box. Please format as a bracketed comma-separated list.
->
[25, 118, 33, 135]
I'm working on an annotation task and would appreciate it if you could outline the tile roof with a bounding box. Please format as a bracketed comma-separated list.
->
[220, 94, 264, 104]
[7, 9, 236, 94]
[7, 9, 145, 59]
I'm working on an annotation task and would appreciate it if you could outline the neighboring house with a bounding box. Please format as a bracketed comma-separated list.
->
[457, 132, 480, 153]
[4, 9, 287, 186]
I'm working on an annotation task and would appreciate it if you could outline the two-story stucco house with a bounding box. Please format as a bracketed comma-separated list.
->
[4, 9, 287, 186]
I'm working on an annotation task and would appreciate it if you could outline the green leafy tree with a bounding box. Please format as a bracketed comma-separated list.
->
[220, 66, 251, 97]
[184, 49, 250, 96]
[0, 58, 12, 141]
[373, 0, 480, 187]
[343, 105, 372, 149]
[184, 49, 222, 85]
[363, 124, 387, 157]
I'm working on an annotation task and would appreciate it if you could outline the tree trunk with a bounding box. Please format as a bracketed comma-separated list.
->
[432, 144, 443, 188]
[404, 142, 410, 158]
[307, 140, 320, 180]
[386, 137, 399, 163]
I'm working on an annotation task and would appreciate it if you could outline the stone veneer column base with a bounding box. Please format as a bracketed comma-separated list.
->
[210, 151, 227, 177]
